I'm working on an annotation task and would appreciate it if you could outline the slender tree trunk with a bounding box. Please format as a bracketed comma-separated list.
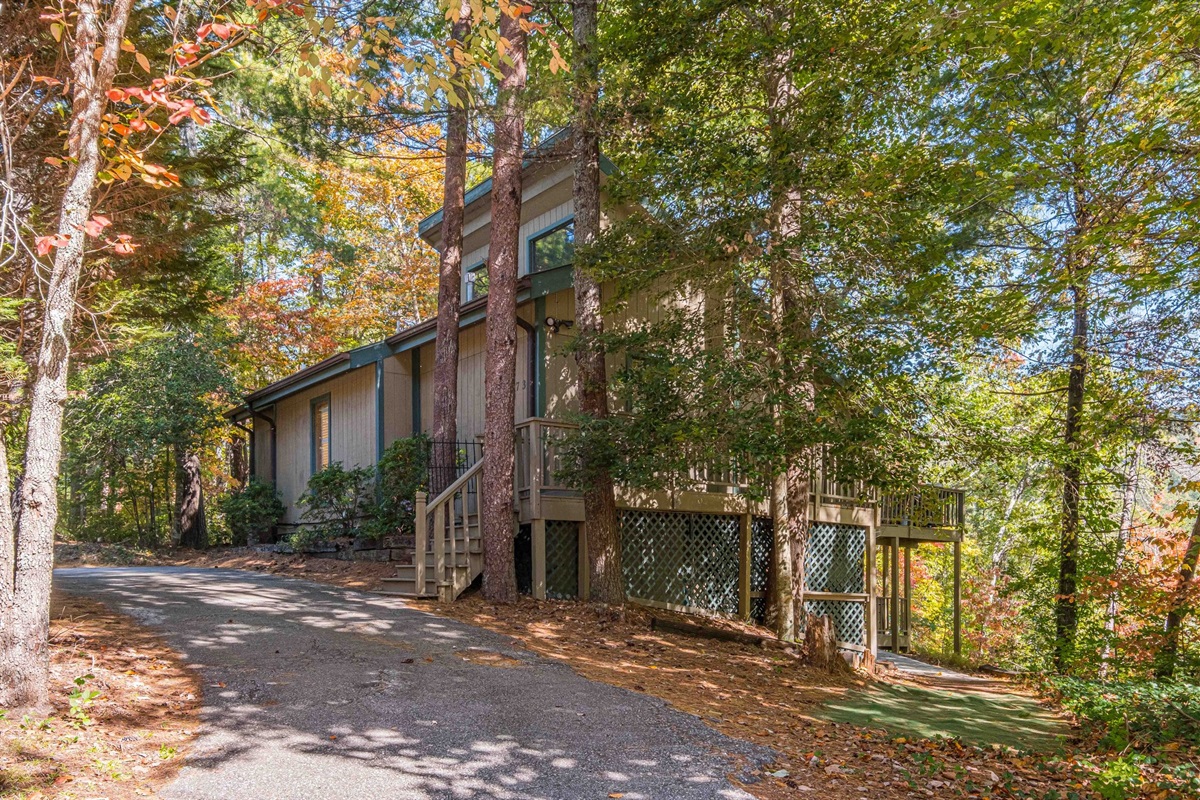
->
[786, 460, 810, 628]
[571, 0, 622, 605]
[430, 0, 473, 496]
[1101, 445, 1138, 676]
[174, 446, 207, 550]
[0, 0, 136, 710]
[480, 6, 526, 603]
[1156, 512, 1200, 679]
[767, 473, 795, 639]
[0, 422, 15, 703]
[1056, 276, 1088, 672]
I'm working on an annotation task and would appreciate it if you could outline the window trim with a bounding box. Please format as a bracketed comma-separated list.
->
[464, 260, 488, 301]
[310, 393, 331, 473]
[526, 217, 575, 275]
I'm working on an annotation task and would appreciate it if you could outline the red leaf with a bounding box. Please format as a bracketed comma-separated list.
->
[106, 88, 126, 102]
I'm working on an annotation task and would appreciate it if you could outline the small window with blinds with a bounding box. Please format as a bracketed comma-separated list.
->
[311, 395, 331, 472]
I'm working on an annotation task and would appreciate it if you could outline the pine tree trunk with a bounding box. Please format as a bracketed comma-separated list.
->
[1, 0, 136, 710]
[1056, 277, 1088, 672]
[787, 460, 811, 629]
[430, 0, 472, 496]
[767, 472, 795, 639]
[571, 0, 622, 605]
[175, 446, 207, 550]
[480, 7, 526, 603]
[1156, 512, 1200, 679]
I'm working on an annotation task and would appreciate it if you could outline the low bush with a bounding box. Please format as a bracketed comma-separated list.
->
[1052, 677, 1200, 750]
[296, 462, 374, 545]
[363, 435, 431, 540]
[217, 479, 284, 546]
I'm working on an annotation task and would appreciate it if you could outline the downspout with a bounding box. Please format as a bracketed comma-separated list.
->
[516, 315, 538, 419]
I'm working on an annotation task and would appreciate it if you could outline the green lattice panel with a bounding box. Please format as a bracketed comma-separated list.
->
[545, 520, 579, 600]
[750, 517, 773, 623]
[804, 523, 867, 645]
[620, 510, 740, 615]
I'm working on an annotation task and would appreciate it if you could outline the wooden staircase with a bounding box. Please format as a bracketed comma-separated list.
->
[380, 459, 484, 601]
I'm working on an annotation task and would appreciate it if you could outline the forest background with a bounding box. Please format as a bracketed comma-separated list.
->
[1, 0, 1198, 687]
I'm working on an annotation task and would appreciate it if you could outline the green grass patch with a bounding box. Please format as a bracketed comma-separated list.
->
[816, 682, 1069, 751]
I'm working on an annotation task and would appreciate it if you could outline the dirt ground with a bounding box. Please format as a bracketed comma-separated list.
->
[50, 543, 1196, 799]
[0, 590, 201, 799]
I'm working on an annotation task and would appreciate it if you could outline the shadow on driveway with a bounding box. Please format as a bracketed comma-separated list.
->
[55, 567, 771, 800]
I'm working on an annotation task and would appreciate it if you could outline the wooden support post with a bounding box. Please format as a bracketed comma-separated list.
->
[953, 538, 962, 657]
[530, 419, 543, 520]
[434, 502, 446, 600]
[889, 538, 900, 652]
[903, 543, 912, 653]
[866, 519, 877, 655]
[532, 518, 547, 600]
[881, 541, 889, 646]
[577, 521, 589, 600]
[414, 491, 427, 592]
[738, 513, 751, 620]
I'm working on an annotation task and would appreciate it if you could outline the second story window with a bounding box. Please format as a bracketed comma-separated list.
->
[529, 220, 574, 273]
[465, 262, 488, 301]
[312, 396, 330, 471]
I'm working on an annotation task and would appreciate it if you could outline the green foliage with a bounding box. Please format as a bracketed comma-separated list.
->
[362, 435, 431, 540]
[67, 674, 100, 728]
[62, 330, 236, 546]
[1052, 678, 1200, 751]
[218, 479, 285, 546]
[295, 462, 375, 545]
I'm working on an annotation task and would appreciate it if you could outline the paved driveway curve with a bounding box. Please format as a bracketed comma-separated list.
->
[55, 567, 770, 800]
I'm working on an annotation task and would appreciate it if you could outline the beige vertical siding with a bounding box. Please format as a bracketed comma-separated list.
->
[418, 342, 434, 434]
[383, 353, 413, 445]
[272, 366, 377, 523]
[252, 413, 274, 484]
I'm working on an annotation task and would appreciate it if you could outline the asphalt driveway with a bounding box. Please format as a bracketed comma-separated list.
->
[54, 567, 770, 800]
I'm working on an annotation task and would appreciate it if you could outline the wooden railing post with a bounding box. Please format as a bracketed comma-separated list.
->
[433, 502, 446, 599]
[414, 491, 427, 591]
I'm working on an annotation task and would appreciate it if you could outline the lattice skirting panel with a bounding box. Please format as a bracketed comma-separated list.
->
[545, 520, 580, 600]
[620, 510, 740, 616]
[750, 517, 773, 623]
[803, 600, 865, 646]
[804, 522, 867, 645]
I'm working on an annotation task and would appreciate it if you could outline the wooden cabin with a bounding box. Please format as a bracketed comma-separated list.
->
[227, 135, 965, 659]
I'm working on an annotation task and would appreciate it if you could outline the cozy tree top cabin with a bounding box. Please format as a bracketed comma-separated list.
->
[227, 134, 965, 659]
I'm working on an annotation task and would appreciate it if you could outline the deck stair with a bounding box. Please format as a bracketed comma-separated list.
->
[380, 458, 484, 601]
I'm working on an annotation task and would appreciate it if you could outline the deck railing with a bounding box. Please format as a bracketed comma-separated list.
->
[879, 485, 964, 530]
[512, 416, 963, 525]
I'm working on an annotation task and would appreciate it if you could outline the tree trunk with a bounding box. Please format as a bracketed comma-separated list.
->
[174, 446, 207, 550]
[0, 0, 136, 710]
[480, 6, 526, 603]
[1101, 445, 1138, 676]
[787, 460, 811, 629]
[766, 472, 795, 639]
[430, 0, 473, 496]
[571, 0, 622, 605]
[1055, 277, 1088, 672]
[1156, 511, 1200, 679]
[230, 433, 248, 489]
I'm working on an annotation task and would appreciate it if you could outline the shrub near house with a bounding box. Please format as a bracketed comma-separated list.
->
[291, 435, 433, 554]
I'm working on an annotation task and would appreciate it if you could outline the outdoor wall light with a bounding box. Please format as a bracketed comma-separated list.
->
[543, 316, 574, 334]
